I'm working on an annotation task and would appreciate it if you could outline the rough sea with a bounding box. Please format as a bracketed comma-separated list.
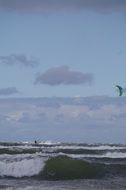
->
[0, 142, 126, 190]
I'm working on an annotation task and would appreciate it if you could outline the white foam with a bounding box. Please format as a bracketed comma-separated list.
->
[103, 152, 126, 158]
[0, 155, 45, 178]
[49, 145, 126, 151]
[58, 151, 126, 159]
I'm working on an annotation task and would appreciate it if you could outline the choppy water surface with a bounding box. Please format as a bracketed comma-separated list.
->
[0, 142, 126, 190]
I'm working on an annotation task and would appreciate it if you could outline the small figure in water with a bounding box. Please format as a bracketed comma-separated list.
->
[34, 140, 37, 144]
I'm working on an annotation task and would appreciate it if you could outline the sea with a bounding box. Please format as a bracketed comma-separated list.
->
[0, 142, 126, 190]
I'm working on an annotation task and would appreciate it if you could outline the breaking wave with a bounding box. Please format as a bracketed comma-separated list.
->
[0, 154, 45, 178]
[0, 155, 126, 180]
[0, 142, 126, 180]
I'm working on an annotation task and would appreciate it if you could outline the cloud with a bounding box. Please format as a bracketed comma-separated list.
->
[1, 96, 126, 125]
[0, 0, 125, 13]
[0, 54, 39, 67]
[0, 96, 126, 143]
[35, 66, 93, 86]
[0, 87, 19, 96]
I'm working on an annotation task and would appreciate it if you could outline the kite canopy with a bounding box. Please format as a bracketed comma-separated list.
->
[116, 85, 123, 96]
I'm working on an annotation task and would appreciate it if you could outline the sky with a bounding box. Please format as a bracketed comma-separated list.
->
[0, 0, 126, 143]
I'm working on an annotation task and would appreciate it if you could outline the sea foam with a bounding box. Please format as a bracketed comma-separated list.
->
[0, 155, 45, 178]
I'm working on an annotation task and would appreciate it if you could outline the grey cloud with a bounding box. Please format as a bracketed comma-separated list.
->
[0, 54, 39, 67]
[0, 87, 19, 95]
[0, 0, 125, 13]
[1, 97, 126, 143]
[35, 66, 93, 86]
[1, 96, 126, 125]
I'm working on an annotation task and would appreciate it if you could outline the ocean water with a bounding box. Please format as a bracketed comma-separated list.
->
[0, 142, 126, 190]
